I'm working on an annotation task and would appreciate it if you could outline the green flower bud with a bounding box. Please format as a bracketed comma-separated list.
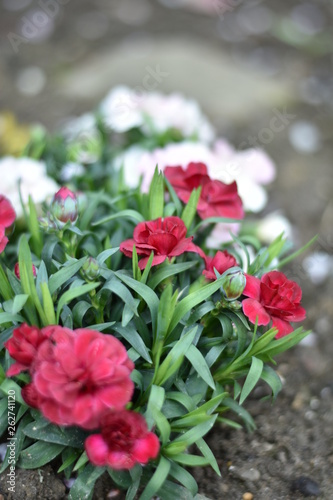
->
[51, 187, 78, 228]
[221, 269, 246, 301]
[82, 257, 100, 281]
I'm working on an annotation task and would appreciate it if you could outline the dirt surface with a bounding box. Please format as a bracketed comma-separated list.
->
[1, 1, 333, 499]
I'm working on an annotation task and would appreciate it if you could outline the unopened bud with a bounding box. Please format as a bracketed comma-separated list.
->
[15, 262, 37, 280]
[51, 187, 78, 228]
[221, 269, 246, 300]
[81, 257, 100, 281]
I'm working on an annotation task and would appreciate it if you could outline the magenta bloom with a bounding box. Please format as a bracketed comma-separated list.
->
[4, 324, 50, 376]
[203, 250, 238, 281]
[120, 216, 201, 269]
[242, 271, 306, 338]
[30, 327, 134, 429]
[164, 163, 244, 220]
[85, 410, 160, 470]
[0, 195, 16, 253]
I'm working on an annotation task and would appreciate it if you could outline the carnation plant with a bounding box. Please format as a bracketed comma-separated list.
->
[0, 156, 313, 500]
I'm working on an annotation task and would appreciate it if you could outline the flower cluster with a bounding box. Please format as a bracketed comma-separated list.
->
[5, 324, 159, 467]
[0, 87, 310, 499]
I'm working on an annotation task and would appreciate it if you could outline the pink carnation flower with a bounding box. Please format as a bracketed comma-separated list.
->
[85, 410, 160, 470]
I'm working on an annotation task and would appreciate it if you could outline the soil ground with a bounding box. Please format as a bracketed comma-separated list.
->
[0, 1, 332, 498]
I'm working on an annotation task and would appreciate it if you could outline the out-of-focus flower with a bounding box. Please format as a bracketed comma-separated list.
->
[113, 139, 275, 217]
[4, 324, 49, 377]
[0, 112, 31, 156]
[27, 327, 134, 429]
[51, 187, 78, 227]
[0, 195, 16, 229]
[0, 156, 59, 218]
[62, 113, 97, 141]
[165, 162, 244, 220]
[203, 250, 238, 281]
[100, 86, 215, 142]
[85, 410, 160, 470]
[242, 271, 306, 338]
[14, 262, 37, 280]
[60, 162, 85, 182]
[0, 195, 16, 253]
[120, 216, 201, 269]
[256, 212, 293, 244]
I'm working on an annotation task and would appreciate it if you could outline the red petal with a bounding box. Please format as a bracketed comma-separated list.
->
[271, 317, 294, 339]
[132, 433, 160, 464]
[138, 254, 166, 270]
[0, 196, 16, 228]
[85, 435, 109, 466]
[242, 298, 271, 325]
[243, 274, 261, 300]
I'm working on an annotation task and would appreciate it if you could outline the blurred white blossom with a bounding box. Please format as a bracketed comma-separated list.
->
[0, 156, 59, 218]
[100, 86, 215, 142]
[256, 212, 293, 244]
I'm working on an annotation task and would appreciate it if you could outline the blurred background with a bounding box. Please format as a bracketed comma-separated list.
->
[1, 1, 333, 497]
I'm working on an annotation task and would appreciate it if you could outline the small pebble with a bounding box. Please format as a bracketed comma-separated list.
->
[243, 493, 254, 500]
[291, 476, 320, 497]
[229, 465, 261, 482]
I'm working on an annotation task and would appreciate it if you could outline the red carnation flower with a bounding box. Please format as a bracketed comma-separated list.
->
[120, 216, 201, 269]
[164, 163, 244, 220]
[203, 250, 238, 281]
[85, 410, 160, 470]
[30, 327, 134, 429]
[242, 271, 306, 338]
[4, 324, 50, 376]
[0, 195, 16, 254]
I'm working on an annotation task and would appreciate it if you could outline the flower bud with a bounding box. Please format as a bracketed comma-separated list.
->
[15, 262, 37, 280]
[81, 257, 100, 281]
[221, 269, 246, 301]
[51, 187, 78, 228]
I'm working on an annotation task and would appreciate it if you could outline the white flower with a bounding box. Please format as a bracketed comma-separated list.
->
[61, 162, 85, 182]
[256, 212, 293, 244]
[62, 113, 97, 141]
[0, 156, 59, 218]
[100, 86, 215, 142]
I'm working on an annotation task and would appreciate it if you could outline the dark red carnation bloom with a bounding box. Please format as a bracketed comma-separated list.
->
[4, 324, 50, 376]
[21, 383, 41, 409]
[242, 271, 306, 338]
[164, 163, 244, 220]
[31, 327, 134, 429]
[0, 195, 16, 254]
[85, 410, 160, 470]
[203, 250, 238, 281]
[120, 216, 201, 269]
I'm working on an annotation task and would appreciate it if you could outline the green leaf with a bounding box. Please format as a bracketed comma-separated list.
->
[185, 345, 215, 390]
[92, 209, 145, 226]
[56, 282, 100, 322]
[0, 265, 13, 301]
[146, 385, 166, 429]
[27, 195, 43, 257]
[196, 437, 221, 476]
[181, 187, 202, 230]
[169, 461, 198, 496]
[41, 282, 56, 325]
[149, 167, 164, 219]
[115, 271, 159, 335]
[4, 295, 29, 315]
[239, 357, 264, 405]
[48, 257, 87, 295]
[278, 235, 318, 268]
[23, 422, 88, 448]
[260, 366, 283, 401]
[68, 464, 106, 500]
[155, 327, 198, 386]
[148, 261, 196, 290]
[113, 324, 152, 363]
[170, 454, 211, 467]
[139, 456, 170, 500]
[222, 397, 256, 431]
[18, 441, 65, 469]
[168, 275, 228, 334]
